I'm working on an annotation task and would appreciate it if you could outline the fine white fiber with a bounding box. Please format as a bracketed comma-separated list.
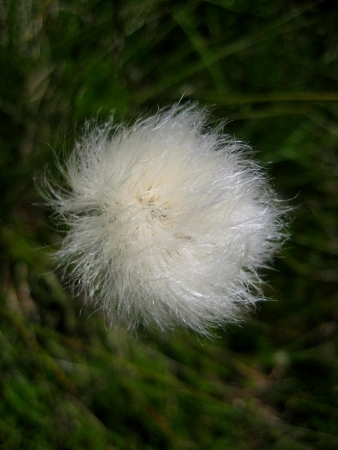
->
[43, 103, 286, 336]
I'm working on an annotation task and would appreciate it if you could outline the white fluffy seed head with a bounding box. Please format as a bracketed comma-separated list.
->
[43, 103, 286, 336]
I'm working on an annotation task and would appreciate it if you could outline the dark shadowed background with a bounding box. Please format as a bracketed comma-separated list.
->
[1, 1, 337, 449]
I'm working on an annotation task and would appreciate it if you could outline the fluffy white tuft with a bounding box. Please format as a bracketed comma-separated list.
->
[43, 104, 286, 336]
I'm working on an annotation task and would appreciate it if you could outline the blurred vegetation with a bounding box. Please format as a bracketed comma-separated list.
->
[1, 0, 337, 449]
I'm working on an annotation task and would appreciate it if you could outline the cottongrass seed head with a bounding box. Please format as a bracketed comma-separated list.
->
[44, 103, 286, 336]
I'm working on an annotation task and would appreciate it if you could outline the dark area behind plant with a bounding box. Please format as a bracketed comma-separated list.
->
[1, 1, 337, 449]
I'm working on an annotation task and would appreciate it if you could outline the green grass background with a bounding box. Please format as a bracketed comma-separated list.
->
[1, 1, 337, 449]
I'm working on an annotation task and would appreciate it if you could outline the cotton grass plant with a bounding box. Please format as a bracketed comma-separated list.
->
[43, 103, 286, 335]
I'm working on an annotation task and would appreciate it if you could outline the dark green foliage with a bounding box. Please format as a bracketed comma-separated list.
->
[1, 1, 337, 448]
